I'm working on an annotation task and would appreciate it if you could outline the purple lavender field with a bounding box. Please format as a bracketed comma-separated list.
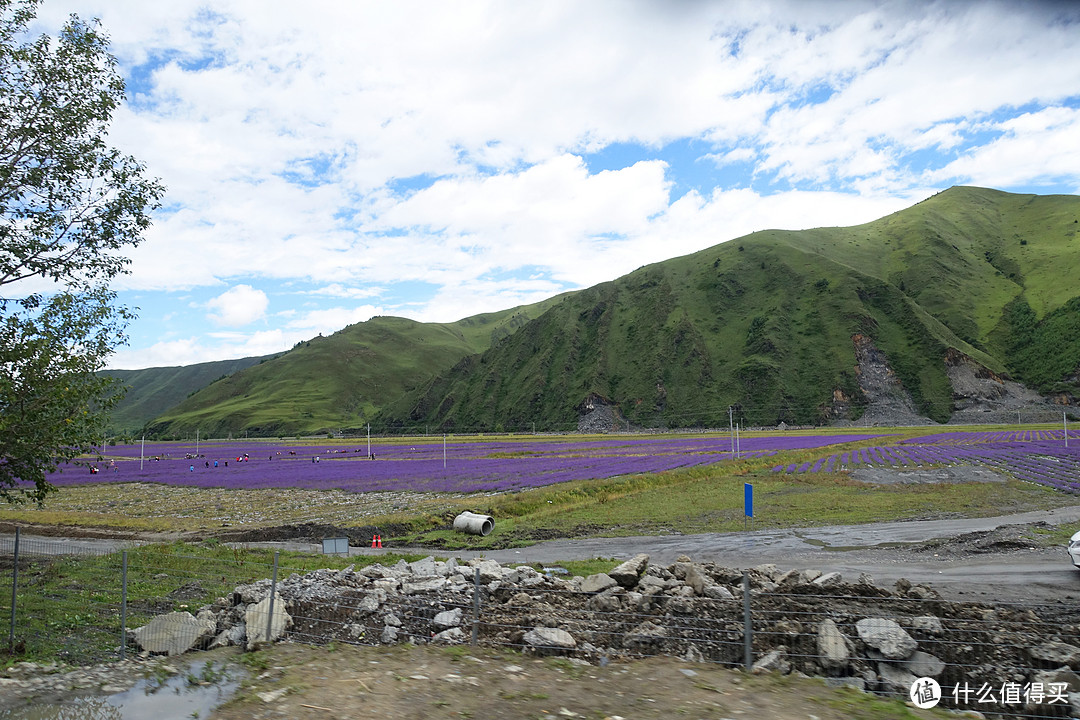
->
[52, 433, 888, 494]
[773, 429, 1080, 493]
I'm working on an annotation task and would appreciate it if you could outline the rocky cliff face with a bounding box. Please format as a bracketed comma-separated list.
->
[836, 339, 1068, 427]
[577, 393, 630, 433]
[849, 334, 931, 426]
[945, 348, 1066, 424]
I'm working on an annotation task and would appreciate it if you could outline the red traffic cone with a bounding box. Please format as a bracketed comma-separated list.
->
[376, 534, 383, 549]
[371, 535, 377, 549]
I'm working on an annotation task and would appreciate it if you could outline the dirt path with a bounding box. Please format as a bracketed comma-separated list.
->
[209, 643, 948, 720]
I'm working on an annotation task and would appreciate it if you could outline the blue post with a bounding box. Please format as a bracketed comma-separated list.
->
[744, 483, 753, 531]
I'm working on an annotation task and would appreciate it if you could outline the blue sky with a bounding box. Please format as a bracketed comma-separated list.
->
[29, 0, 1080, 369]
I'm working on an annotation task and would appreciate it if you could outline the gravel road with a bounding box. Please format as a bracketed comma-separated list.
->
[230, 505, 1080, 603]
[6, 505, 1080, 603]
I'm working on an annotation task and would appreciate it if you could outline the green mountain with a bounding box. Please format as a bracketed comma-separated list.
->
[142, 298, 567, 438]
[378, 187, 1080, 431]
[128, 187, 1079, 437]
[104, 355, 273, 434]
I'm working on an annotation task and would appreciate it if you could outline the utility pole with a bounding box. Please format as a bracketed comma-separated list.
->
[729, 406, 735, 456]
[1066, 412, 1069, 448]
[367, 423, 371, 457]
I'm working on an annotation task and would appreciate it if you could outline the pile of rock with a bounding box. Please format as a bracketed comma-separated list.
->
[126, 552, 1080, 711]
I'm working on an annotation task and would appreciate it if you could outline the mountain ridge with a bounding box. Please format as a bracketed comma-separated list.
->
[111, 187, 1080, 437]
[378, 186, 1079, 432]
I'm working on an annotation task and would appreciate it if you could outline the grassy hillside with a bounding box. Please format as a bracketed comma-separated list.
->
[135, 187, 1079, 437]
[103, 355, 273, 434]
[144, 298, 566, 438]
[380, 187, 1080, 431]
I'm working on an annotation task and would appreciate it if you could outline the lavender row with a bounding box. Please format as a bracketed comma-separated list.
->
[100, 433, 889, 463]
[773, 435, 1080, 494]
[898, 429, 1079, 445]
[41, 433, 887, 494]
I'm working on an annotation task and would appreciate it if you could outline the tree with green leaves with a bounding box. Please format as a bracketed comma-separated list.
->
[0, 0, 164, 504]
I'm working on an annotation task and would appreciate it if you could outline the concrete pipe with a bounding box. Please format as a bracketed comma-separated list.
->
[453, 511, 495, 536]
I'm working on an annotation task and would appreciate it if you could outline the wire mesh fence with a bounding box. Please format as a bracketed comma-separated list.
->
[4, 531, 1080, 719]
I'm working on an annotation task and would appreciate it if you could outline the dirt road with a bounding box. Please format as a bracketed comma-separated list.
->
[7, 505, 1080, 603]
[220, 505, 1080, 602]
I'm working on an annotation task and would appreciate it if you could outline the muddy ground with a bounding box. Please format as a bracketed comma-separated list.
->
[221, 644, 954, 720]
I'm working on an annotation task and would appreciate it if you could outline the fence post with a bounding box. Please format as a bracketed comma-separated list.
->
[471, 566, 480, 646]
[8, 527, 18, 654]
[266, 551, 280, 643]
[120, 550, 128, 660]
[742, 571, 752, 671]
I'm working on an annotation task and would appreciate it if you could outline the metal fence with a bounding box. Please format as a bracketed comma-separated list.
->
[4, 531, 1079, 719]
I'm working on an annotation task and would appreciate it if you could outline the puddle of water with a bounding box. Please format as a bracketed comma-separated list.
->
[793, 531, 924, 552]
[799, 536, 921, 551]
[0, 661, 244, 720]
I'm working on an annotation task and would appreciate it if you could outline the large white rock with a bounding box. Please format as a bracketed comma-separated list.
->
[402, 577, 447, 594]
[856, 618, 917, 660]
[580, 573, 618, 594]
[433, 607, 464, 630]
[608, 554, 650, 588]
[817, 619, 851, 672]
[409, 556, 438, 577]
[474, 559, 503, 585]
[812, 572, 843, 587]
[703, 584, 734, 600]
[904, 650, 945, 678]
[433, 627, 467, 644]
[523, 627, 576, 653]
[245, 593, 291, 650]
[130, 611, 216, 656]
[877, 661, 919, 694]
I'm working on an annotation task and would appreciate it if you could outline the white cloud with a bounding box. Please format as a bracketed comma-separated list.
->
[205, 285, 269, 326]
[108, 328, 303, 368]
[368, 155, 672, 287]
[284, 306, 385, 333]
[31, 0, 1079, 368]
[928, 107, 1080, 189]
[107, 337, 205, 369]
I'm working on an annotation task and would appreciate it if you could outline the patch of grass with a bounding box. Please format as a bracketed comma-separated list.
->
[488, 462, 1069, 542]
[544, 656, 586, 679]
[237, 650, 271, 672]
[186, 660, 231, 687]
[819, 685, 940, 719]
[0, 483, 461, 534]
[440, 645, 472, 662]
[3, 542, 438, 667]
[1030, 524, 1076, 546]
